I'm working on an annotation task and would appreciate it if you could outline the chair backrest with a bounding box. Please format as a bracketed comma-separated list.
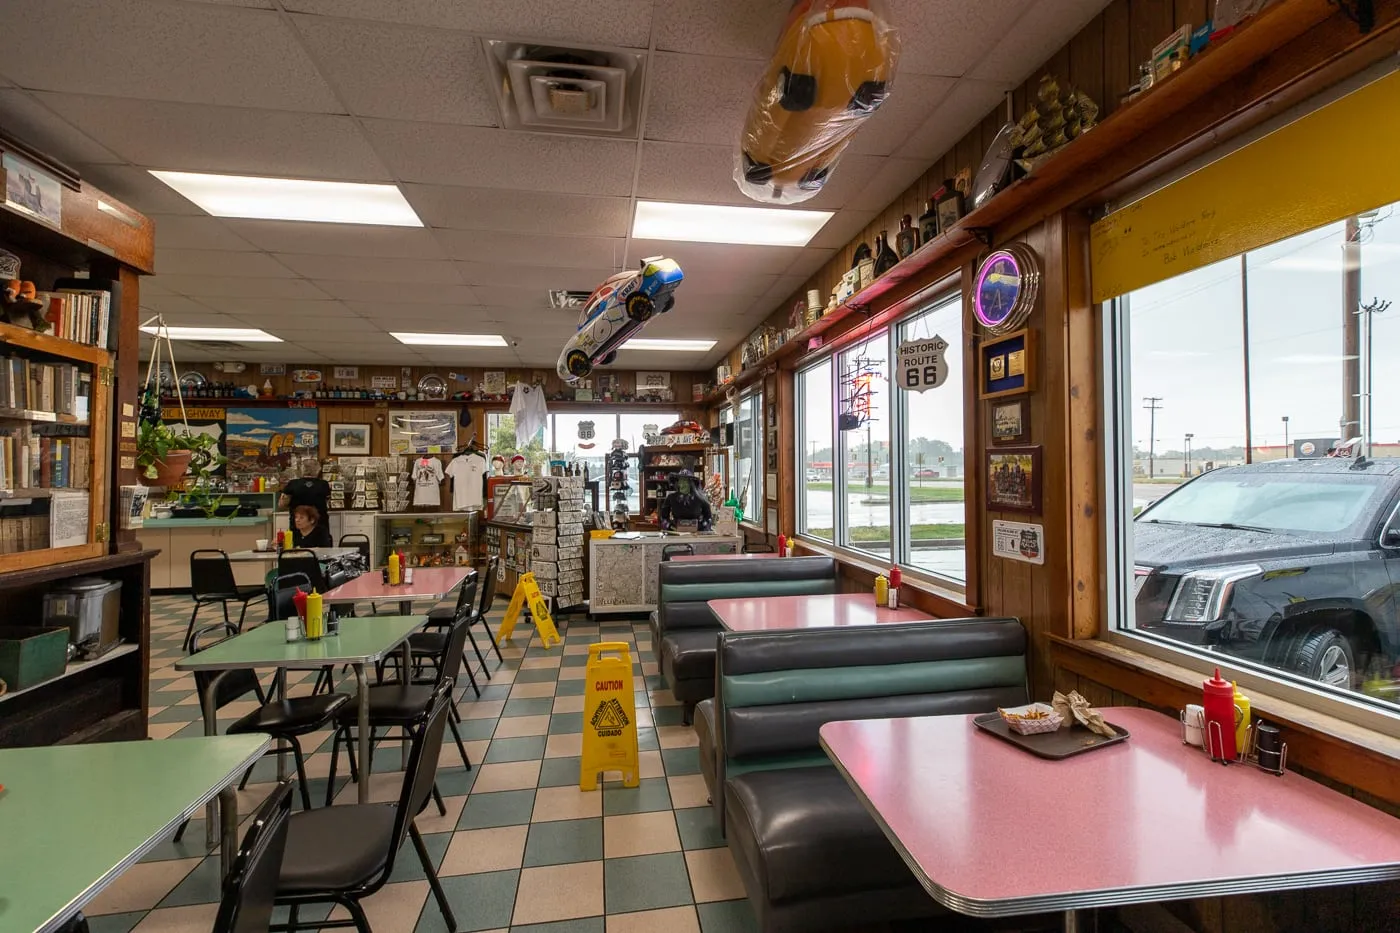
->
[434, 581, 478, 690]
[270, 572, 312, 622]
[189, 623, 262, 708]
[379, 682, 453, 885]
[448, 568, 478, 619]
[213, 781, 293, 933]
[661, 543, 695, 561]
[339, 533, 371, 563]
[655, 556, 839, 636]
[277, 550, 325, 592]
[475, 556, 500, 617]
[190, 549, 237, 598]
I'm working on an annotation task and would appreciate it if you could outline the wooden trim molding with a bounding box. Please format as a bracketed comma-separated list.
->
[1049, 635, 1400, 809]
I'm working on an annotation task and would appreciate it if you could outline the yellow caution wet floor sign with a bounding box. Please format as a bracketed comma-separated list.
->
[580, 642, 639, 790]
[496, 572, 561, 649]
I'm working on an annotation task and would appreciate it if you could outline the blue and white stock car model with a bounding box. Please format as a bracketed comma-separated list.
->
[557, 257, 684, 382]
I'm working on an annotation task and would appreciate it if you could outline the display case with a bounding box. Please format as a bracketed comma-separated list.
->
[639, 443, 730, 524]
[375, 510, 478, 568]
[484, 519, 533, 596]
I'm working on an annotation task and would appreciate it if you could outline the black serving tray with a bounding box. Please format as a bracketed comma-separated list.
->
[972, 712, 1130, 759]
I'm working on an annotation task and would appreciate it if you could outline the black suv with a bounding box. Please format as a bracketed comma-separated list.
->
[1134, 456, 1400, 692]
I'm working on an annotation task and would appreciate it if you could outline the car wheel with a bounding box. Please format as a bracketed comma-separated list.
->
[742, 152, 773, 185]
[565, 349, 592, 379]
[625, 293, 654, 323]
[849, 80, 888, 113]
[777, 67, 816, 112]
[1289, 628, 1357, 689]
[601, 351, 617, 365]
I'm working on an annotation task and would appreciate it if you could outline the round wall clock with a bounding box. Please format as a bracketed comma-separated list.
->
[972, 244, 1040, 335]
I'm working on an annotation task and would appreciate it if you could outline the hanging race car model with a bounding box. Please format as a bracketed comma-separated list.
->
[557, 257, 685, 383]
[735, 0, 899, 205]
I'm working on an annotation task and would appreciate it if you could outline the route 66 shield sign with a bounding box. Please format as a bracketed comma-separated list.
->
[897, 335, 950, 392]
[578, 420, 596, 441]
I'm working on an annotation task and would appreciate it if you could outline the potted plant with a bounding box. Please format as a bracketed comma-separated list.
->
[136, 421, 222, 488]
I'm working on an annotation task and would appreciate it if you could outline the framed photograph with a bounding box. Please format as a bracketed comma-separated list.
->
[3, 152, 63, 228]
[987, 446, 1042, 513]
[328, 423, 371, 455]
[990, 400, 1028, 445]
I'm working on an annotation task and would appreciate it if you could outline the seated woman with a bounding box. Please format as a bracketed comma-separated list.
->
[292, 503, 333, 549]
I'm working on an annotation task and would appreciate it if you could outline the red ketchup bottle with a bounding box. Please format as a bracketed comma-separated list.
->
[776, 533, 788, 557]
[1202, 668, 1238, 760]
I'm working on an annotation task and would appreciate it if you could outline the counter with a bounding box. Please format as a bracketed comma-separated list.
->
[138, 514, 274, 590]
[142, 516, 272, 528]
[485, 520, 533, 597]
[589, 533, 742, 614]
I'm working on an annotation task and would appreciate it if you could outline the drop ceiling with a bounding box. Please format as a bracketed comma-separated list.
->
[0, 0, 1109, 369]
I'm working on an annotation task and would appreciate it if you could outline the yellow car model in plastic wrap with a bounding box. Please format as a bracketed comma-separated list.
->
[736, 0, 899, 205]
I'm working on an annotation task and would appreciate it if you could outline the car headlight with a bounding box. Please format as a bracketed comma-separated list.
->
[1163, 565, 1261, 623]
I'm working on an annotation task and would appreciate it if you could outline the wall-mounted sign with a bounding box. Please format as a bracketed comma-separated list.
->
[371, 375, 398, 389]
[973, 244, 1040, 335]
[260, 363, 286, 375]
[333, 366, 359, 379]
[992, 519, 1045, 565]
[896, 335, 949, 392]
[292, 369, 323, 383]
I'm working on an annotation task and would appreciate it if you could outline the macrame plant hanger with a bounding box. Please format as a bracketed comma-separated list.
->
[140, 314, 190, 432]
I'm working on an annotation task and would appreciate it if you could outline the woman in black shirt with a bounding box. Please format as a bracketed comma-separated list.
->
[291, 504, 333, 549]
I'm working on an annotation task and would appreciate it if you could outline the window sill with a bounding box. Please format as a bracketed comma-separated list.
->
[1048, 635, 1400, 809]
[793, 536, 974, 618]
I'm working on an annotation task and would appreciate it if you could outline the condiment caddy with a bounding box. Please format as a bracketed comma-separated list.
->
[1180, 668, 1287, 775]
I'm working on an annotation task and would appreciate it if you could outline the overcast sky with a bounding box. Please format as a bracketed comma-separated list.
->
[1128, 204, 1400, 452]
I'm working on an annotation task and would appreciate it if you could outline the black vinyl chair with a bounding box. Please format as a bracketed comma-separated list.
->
[427, 557, 504, 668]
[214, 781, 293, 933]
[186, 549, 266, 650]
[274, 682, 458, 933]
[277, 549, 327, 593]
[325, 612, 475, 806]
[339, 533, 371, 564]
[662, 543, 694, 561]
[408, 572, 482, 695]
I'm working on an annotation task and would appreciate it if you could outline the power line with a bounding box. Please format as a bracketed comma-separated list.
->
[1143, 397, 1164, 478]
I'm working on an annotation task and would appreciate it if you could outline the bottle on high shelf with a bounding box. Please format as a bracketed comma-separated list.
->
[918, 198, 939, 243]
[874, 232, 899, 276]
[895, 214, 920, 258]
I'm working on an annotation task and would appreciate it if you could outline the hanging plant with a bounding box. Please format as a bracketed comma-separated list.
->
[137, 317, 227, 515]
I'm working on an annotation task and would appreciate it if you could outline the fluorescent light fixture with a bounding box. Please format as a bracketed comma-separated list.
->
[621, 338, 717, 352]
[391, 333, 508, 347]
[149, 171, 423, 226]
[633, 200, 832, 246]
[139, 325, 282, 342]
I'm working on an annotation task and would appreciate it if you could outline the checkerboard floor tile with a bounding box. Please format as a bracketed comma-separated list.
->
[89, 593, 759, 933]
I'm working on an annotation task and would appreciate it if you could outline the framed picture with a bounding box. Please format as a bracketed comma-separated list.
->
[987, 445, 1042, 513]
[979, 328, 1035, 399]
[990, 399, 1028, 445]
[328, 423, 371, 455]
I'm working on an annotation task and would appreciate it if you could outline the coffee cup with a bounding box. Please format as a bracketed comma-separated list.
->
[256, 538, 270, 551]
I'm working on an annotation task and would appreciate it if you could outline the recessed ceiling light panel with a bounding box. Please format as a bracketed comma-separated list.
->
[391, 333, 509, 347]
[621, 338, 716, 351]
[149, 171, 423, 226]
[632, 201, 832, 246]
[139, 326, 282, 342]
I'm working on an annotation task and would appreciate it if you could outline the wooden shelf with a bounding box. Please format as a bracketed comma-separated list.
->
[159, 396, 693, 410]
[0, 321, 112, 367]
[0, 642, 138, 706]
[0, 408, 88, 425]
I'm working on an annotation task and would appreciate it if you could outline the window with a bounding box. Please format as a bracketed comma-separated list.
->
[487, 412, 552, 475]
[1111, 199, 1400, 717]
[798, 359, 834, 542]
[734, 393, 763, 522]
[794, 286, 967, 586]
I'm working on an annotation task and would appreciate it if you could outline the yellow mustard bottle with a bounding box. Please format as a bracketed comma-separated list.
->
[282, 529, 294, 549]
[1232, 681, 1251, 758]
[388, 551, 401, 586]
[305, 589, 323, 639]
[874, 573, 889, 607]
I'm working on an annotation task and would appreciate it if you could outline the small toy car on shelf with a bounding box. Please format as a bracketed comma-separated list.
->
[557, 257, 684, 383]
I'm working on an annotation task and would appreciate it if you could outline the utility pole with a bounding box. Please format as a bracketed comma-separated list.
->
[1143, 397, 1164, 478]
[1281, 416, 1289, 456]
[1185, 433, 1194, 477]
[1358, 297, 1391, 456]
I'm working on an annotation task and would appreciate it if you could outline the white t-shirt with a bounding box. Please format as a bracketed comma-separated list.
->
[412, 457, 445, 507]
[445, 453, 487, 511]
[510, 383, 549, 448]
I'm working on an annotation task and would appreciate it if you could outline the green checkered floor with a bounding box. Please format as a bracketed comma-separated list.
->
[87, 592, 755, 933]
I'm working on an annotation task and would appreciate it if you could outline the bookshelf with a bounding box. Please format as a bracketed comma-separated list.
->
[0, 134, 153, 745]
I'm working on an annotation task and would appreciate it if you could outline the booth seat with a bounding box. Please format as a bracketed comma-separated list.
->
[652, 556, 838, 721]
[711, 619, 1028, 933]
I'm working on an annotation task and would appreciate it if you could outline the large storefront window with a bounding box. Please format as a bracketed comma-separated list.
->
[734, 393, 763, 522]
[1114, 200, 1400, 713]
[795, 287, 967, 586]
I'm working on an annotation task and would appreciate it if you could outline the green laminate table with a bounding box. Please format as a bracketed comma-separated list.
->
[0, 734, 269, 933]
[176, 615, 425, 819]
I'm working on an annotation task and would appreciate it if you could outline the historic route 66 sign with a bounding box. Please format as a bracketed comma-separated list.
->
[577, 420, 596, 449]
[897, 335, 950, 392]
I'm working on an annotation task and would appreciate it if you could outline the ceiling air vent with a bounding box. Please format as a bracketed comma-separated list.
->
[483, 40, 646, 139]
[549, 289, 593, 310]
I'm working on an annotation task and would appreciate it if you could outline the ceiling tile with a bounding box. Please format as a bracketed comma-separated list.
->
[266, 317, 383, 336]
[416, 347, 523, 367]
[0, 0, 340, 112]
[434, 230, 620, 269]
[38, 93, 391, 180]
[666, 293, 755, 318]
[808, 210, 877, 250]
[72, 164, 204, 215]
[361, 120, 636, 195]
[180, 0, 277, 7]
[403, 184, 631, 236]
[784, 248, 839, 280]
[275, 254, 464, 284]
[468, 286, 570, 310]
[893, 79, 1009, 161]
[196, 297, 353, 317]
[222, 221, 445, 259]
[291, 15, 498, 127]
[681, 268, 776, 298]
[152, 214, 258, 252]
[847, 74, 959, 157]
[281, 0, 654, 49]
[156, 249, 296, 278]
[457, 265, 609, 294]
[138, 295, 225, 316]
[154, 275, 332, 299]
[847, 158, 930, 212]
[313, 280, 478, 304]
[968, 0, 1112, 83]
[0, 89, 123, 164]
[888, 0, 1027, 77]
[750, 274, 809, 311]
[644, 53, 760, 146]
[635, 141, 878, 211]
[654, 0, 782, 60]
[625, 240, 801, 278]
[343, 300, 491, 323]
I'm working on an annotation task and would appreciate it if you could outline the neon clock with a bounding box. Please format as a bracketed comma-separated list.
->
[972, 244, 1040, 335]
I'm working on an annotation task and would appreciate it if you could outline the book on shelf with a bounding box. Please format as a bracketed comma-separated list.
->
[34, 288, 111, 349]
[0, 354, 92, 419]
[0, 429, 90, 492]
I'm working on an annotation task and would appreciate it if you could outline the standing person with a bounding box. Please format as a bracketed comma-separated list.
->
[291, 504, 333, 548]
[280, 459, 331, 545]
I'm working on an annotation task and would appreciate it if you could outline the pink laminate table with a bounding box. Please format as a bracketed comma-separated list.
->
[670, 552, 778, 562]
[324, 566, 472, 615]
[707, 592, 930, 631]
[820, 708, 1400, 930]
